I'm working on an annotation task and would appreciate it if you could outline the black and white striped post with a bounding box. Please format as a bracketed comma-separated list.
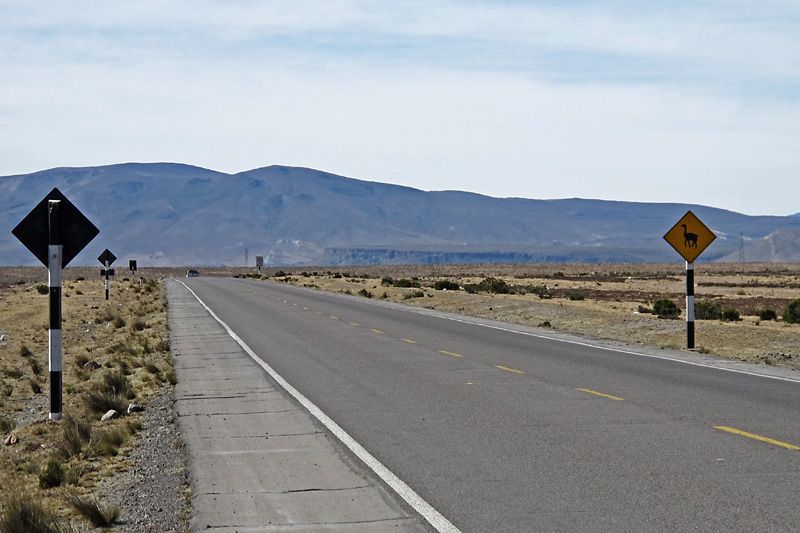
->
[12, 188, 99, 421]
[664, 210, 715, 351]
[48, 200, 63, 420]
[686, 261, 695, 349]
[104, 258, 111, 300]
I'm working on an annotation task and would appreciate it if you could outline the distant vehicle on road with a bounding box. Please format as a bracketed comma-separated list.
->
[186, 269, 199, 277]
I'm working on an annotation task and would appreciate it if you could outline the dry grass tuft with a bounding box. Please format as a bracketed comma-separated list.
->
[0, 272, 174, 527]
[63, 489, 121, 527]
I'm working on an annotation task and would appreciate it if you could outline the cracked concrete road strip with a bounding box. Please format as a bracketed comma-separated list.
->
[168, 280, 430, 532]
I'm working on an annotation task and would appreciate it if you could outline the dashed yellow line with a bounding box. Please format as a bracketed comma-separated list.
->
[440, 350, 463, 358]
[370, 329, 383, 334]
[330, 316, 339, 320]
[401, 339, 416, 344]
[577, 388, 624, 401]
[496, 366, 525, 374]
[349, 322, 359, 327]
[715, 426, 800, 450]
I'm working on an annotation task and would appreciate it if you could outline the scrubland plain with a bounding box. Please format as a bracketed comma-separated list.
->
[0, 271, 178, 530]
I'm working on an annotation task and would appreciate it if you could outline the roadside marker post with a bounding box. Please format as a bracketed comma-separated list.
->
[256, 255, 264, 275]
[48, 201, 63, 419]
[664, 211, 716, 349]
[98, 249, 117, 300]
[12, 188, 99, 420]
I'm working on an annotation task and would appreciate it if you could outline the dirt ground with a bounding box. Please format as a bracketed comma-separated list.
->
[0, 270, 178, 528]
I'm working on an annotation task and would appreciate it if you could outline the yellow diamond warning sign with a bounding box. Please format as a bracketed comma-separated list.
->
[664, 210, 717, 263]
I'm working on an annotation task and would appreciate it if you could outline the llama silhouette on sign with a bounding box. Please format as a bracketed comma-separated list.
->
[681, 224, 698, 248]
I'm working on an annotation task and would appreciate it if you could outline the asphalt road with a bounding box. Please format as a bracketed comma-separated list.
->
[179, 277, 800, 532]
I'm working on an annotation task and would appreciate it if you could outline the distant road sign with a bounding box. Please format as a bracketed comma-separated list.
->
[664, 211, 716, 263]
[256, 256, 264, 268]
[98, 249, 117, 266]
[12, 188, 99, 267]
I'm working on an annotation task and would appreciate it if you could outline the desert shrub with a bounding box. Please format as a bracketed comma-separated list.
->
[568, 292, 584, 301]
[65, 464, 84, 485]
[131, 319, 146, 331]
[57, 416, 93, 459]
[403, 290, 425, 299]
[29, 358, 42, 375]
[29, 379, 42, 394]
[36, 284, 49, 295]
[393, 278, 420, 288]
[82, 373, 129, 414]
[783, 299, 800, 324]
[463, 277, 512, 294]
[0, 416, 15, 434]
[434, 280, 460, 291]
[64, 490, 121, 527]
[0, 490, 63, 533]
[756, 308, 777, 321]
[380, 276, 394, 286]
[95, 428, 128, 457]
[653, 299, 680, 319]
[19, 345, 33, 358]
[720, 307, 741, 322]
[103, 372, 134, 399]
[3, 368, 23, 379]
[112, 315, 126, 329]
[357, 288, 373, 298]
[694, 301, 722, 320]
[38, 460, 65, 489]
[96, 309, 115, 323]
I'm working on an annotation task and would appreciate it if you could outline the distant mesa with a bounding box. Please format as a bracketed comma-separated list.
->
[2, 163, 800, 266]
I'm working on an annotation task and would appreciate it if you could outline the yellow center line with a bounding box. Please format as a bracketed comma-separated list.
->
[330, 316, 339, 320]
[302, 307, 309, 310]
[370, 329, 383, 334]
[496, 366, 525, 374]
[577, 388, 624, 401]
[440, 350, 463, 357]
[349, 322, 359, 326]
[714, 426, 800, 450]
[401, 339, 416, 344]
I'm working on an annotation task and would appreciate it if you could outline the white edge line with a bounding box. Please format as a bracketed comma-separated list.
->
[436, 315, 800, 385]
[177, 281, 460, 533]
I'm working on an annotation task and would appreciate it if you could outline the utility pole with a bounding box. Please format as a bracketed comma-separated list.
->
[739, 232, 745, 262]
[245, 248, 249, 267]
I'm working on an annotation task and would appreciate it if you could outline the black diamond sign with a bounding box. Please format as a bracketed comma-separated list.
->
[12, 188, 99, 268]
[98, 249, 117, 266]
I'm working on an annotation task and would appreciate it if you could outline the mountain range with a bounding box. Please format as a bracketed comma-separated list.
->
[2, 163, 799, 267]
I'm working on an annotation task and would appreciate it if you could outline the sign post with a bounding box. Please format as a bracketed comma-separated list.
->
[256, 255, 263, 275]
[663, 210, 717, 349]
[98, 249, 117, 300]
[12, 188, 99, 419]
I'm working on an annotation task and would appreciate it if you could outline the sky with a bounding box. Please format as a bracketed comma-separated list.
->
[1, 1, 799, 216]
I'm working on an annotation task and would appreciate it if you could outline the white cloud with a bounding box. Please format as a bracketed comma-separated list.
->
[0, 0, 799, 215]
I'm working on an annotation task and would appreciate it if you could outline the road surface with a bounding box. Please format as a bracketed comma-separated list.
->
[174, 277, 800, 532]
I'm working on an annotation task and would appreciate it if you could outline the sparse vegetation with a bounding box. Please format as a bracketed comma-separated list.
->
[434, 280, 460, 291]
[0, 273, 174, 527]
[783, 299, 800, 324]
[64, 490, 121, 527]
[756, 308, 777, 321]
[653, 298, 680, 319]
